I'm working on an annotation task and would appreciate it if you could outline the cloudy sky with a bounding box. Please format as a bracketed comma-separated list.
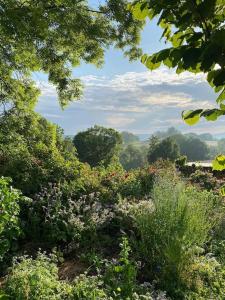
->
[34, 3, 222, 137]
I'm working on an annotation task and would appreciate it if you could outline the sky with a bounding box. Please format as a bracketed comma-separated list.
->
[34, 1, 222, 137]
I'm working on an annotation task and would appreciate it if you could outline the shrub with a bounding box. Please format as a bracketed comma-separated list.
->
[190, 169, 217, 191]
[25, 184, 114, 247]
[0, 177, 23, 262]
[0, 110, 81, 195]
[132, 174, 218, 293]
[4, 253, 70, 300]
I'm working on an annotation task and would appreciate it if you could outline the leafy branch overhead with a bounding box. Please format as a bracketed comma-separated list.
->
[0, 0, 144, 109]
[128, 0, 225, 124]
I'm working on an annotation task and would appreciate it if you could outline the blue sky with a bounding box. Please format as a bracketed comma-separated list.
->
[35, 2, 222, 137]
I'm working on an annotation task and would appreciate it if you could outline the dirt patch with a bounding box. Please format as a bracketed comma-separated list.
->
[59, 259, 87, 281]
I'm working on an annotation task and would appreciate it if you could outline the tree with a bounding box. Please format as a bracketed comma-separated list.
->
[120, 144, 147, 170]
[129, 0, 225, 169]
[147, 137, 180, 163]
[121, 131, 140, 144]
[73, 125, 122, 167]
[172, 134, 209, 161]
[154, 127, 180, 139]
[0, 0, 144, 110]
[0, 109, 81, 195]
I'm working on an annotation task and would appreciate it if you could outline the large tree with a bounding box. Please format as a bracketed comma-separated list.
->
[172, 134, 209, 161]
[147, 136, 180, 163]
[73, 125, 122, 167]
[0, 0, 143, 110]
[129, 0, 225, 169]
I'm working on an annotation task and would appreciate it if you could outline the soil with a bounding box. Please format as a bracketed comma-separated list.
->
[58, 259, 87, 281]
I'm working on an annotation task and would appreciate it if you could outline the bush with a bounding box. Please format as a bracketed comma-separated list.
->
[4, 253, 70, 300]
[25, 184, 114, 247]
[0, 110, 81, 195]
[0, 177, 23, 262]
[132, 174, 218, 293]
[190, 169, 217, 191]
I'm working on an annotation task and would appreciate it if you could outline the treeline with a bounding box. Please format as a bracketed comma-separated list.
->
[119, 127, 216, 171]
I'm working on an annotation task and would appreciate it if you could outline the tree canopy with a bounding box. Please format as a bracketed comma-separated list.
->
[73, 125, 122, 167]
[147, 136, 180, 163]
[121, 131, 140, 144]
[120, 143, 147, 170]
[129, 0, 225, 169]
[172, 134, 209, 161]
[0, 0, 144, 110]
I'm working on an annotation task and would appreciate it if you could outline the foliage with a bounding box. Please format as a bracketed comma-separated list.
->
[4, 253, 70, 300]
[71, 274, 107, 300]
[172, 134, 209, 161]
[190, 169, 217, 191]
[153, 127, 180, 140]
[0, 110, 81, 195]
[119, 144, 147, 171]
[183, 255, 225, 299]
[147, 137, 180, 163]
[25, 185, 114, 247]
[121, 131, 140, 144]
[129, 0, 225, 169]
[129, 0, 225, 118]
[73, 125, 122, 167]
[0, 0, 144, 109]
[175, 155, 187, 168]
[132, 174, 218, 293]
[104, 237, 137, 299]
[0, 177, 22, 262]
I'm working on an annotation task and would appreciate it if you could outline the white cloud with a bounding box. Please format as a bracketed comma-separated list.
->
[106, 114, 135, 127]
[80, 67, 206, 90]
[35, 67, 222, 135]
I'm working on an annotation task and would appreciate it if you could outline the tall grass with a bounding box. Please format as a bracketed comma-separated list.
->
[132, 174, 218, 293]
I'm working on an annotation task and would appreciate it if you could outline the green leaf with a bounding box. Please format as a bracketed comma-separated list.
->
[145, 57, 161, 70]
[182, 110, 203, 125]
[216, 88, 225, 103]
[212, 155, 225, 171]
[131, 2, 149, 20]
[141, 54, 148, 64]
[201, 109, 224, 121]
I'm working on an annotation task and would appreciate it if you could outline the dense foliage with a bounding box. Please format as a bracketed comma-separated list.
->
[148, 136, 180, 163]
[0, 109, 81, 195]
[0, 0, 144, 109]
[120, 144, 147, 170]
[0, 177, 22, 262]
[121, 131, 140, 144]
[129, 0, 225, 169]
[73, 125, 122, 167]
[0, 2, 225, 299]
